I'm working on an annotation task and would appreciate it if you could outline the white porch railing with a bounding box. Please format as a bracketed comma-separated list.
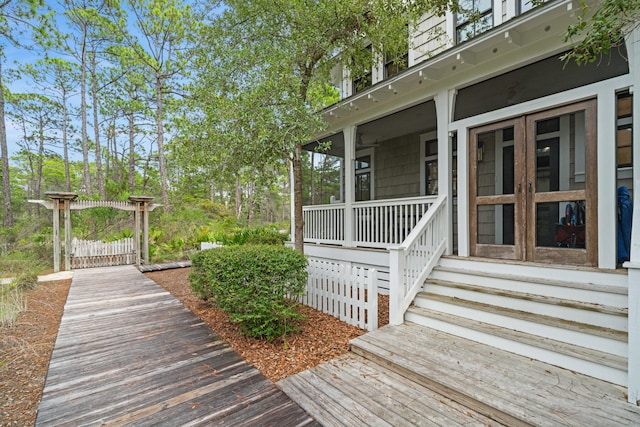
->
[70, 237, 136, 269]
[353, 196, 436, 248]
[303, 196, 437, 248]
[388, 195, 447, 325]
[301, 257, 378, 331]
[303, 203, 345, 245]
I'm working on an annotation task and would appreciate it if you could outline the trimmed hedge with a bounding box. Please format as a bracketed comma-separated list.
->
[190, 245, 308, 341]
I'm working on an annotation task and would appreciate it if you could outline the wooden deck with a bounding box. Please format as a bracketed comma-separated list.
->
[279, 323, 640, 426]
[36, 265, 319, 426]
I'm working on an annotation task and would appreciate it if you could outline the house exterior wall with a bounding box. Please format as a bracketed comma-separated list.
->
[374, 133, 422, 199]
[411, 13, 449, 65]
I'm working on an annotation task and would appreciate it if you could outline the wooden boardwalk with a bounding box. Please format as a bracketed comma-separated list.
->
[36, 265, 319, 427]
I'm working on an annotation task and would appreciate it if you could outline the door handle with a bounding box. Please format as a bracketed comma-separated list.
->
[518, 183, 522, 193]
[528, 182, 532, 193]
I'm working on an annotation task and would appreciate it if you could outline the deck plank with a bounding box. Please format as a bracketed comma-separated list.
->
[36, 265, 318, 427]
[351, 323, 640, 426]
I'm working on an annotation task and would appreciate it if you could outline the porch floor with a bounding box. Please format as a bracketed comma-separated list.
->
[278, 322, 640, 426]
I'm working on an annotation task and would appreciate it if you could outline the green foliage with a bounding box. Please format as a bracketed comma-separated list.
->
[212, 227, 289, 246]
[562, 0, 640, 65]
[190, 245, 308, 341]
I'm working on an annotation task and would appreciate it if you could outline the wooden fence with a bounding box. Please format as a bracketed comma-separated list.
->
[70, 238, 136, 269]
[301, 258, 378, 331]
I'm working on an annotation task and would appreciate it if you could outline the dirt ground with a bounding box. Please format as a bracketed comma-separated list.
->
[0, 267, 388, 426]
[0, 279, 71, 427]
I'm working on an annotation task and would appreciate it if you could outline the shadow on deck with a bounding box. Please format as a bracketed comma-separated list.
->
[36, 265, 318, 426]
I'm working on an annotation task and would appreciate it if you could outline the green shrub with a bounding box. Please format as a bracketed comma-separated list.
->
[190, 245, 308, 341]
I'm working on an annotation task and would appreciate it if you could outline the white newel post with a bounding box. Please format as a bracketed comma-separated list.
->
[626, 25, 640, 405]
[344, 125, 356, 246]
[389, 246, 404, 325]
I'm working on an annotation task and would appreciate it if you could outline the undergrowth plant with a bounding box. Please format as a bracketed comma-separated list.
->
[190, 245, 307, 342]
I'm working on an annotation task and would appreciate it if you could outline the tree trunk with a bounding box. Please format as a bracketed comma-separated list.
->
[310, 150, 315, 204]
[62, 90, 71, 192]
[235, 175, 242, 219]
[90, 51, 105, 199]
[155, 75, 169, 209]
[209, 181, 215, 203]
[0, 60, 14, 227]
[292, 142, 304, 253]
[246, 180, 254, 228]
[128, 106, 135, 192]
[34, 116, 45, 219]
[80, 27, 91, 196]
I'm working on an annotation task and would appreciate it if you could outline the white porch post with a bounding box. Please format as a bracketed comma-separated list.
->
[344, 125, 356, 246]
[389, 247, 404, 325]
[456, 115, 470, 256]
[626, 25, 640, 405]
[597, 90, 617, 269]
[436, 90, 452, 254]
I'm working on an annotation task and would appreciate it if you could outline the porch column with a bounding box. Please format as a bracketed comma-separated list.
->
[344, 125, 356, 246]
[455, 108, 470, 257]
[597, 90, 617, 269]
[436, 89, 452, 254]
[626, 25, 640, 405]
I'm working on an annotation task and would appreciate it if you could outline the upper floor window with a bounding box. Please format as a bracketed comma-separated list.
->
[456, 0, 493, 43]
[352, 45, 373, 94]
[519, 0, 535, 14]
[385, 51, 409, 79]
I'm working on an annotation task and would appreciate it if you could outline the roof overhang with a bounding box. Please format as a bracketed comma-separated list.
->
[320, 0, 588, 131]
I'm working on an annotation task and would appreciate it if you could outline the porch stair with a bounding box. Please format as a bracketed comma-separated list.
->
[405, 257, 629, 386]
[278, 323, 640, 426]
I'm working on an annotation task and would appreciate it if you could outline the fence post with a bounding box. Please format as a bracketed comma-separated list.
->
[367, 269, 378, 331]
[389, 247, 405, 326]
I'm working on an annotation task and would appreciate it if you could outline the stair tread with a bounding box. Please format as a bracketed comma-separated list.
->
[406, 305, 628, 371]
[424, 278, 628, 316]
[433, 265, 628, 295]
[350, 324, 639, 426]
[417, 292, 628, 341]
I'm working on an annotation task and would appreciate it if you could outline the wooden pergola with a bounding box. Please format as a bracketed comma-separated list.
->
[30, 192, 162, 272]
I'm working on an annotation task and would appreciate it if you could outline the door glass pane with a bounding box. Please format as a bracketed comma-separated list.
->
[476, 127, 515, 196]
[536, 200, 586, 248]
[355, 173, 370, 201]
[477, 204, 515, 245]
[534, 112, 586, 193]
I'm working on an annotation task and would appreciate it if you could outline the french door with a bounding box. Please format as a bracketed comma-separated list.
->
[469, 100, 597, 266]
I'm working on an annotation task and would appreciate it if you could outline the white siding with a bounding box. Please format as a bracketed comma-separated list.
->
[411, 13, 449, 66]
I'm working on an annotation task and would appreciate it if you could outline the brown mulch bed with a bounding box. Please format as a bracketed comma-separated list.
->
[0, 267, 388, 426]
[145, 267, 389, 382]
[0, 279, 71, 427]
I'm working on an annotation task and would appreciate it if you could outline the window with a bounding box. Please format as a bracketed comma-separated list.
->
[617, 91, 633, 168]
[420, 133, 438, 195]
[355, 151, 373, 201]
[384, 35, 409, 79]
[352, 45, 373, 94]
[456, 0, 493, 43]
